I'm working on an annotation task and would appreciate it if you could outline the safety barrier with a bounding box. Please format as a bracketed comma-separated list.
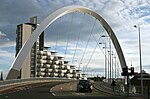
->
[0, 78, 76, 92]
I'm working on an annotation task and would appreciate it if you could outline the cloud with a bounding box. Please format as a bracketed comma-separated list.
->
[0, 31, 10, 41]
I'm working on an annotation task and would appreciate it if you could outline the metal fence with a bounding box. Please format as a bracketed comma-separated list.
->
[0, 77, 75, 91]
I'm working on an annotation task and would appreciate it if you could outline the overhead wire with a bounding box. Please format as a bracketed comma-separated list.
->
[71, 13, 85, 65]
[83, 25, 106, 73]
[79, 18, 97, 70]
[64, 13, 75, 60]
[55, 17, 62, 52]
[84, 36, 101, 73]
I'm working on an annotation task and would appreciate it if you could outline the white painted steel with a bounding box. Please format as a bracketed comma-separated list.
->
[7, 5, 126, 79]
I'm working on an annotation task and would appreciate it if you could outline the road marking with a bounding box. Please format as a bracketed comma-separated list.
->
[73, 92, 85, 96]
[50, 87, 53, 93]
[50, 87, 56, 96]
[52, 92, 56, 96]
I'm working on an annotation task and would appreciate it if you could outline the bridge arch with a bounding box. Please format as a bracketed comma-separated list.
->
[7, 5, 126, 79]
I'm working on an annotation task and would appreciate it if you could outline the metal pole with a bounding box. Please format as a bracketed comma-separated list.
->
[100, 42, 107, 79]
[105, 43, 107, 79]
[108, 51, 110, 81]
[134, 25, 143, 94]
[127, 73, 129, 96]
[112, 51, 114, 79]
[138, 26, 143, 95]
[114, 56, 116, 79]
[109, 38, 112, 82]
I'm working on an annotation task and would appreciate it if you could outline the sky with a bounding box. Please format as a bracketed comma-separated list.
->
[0, 0, 150, 79]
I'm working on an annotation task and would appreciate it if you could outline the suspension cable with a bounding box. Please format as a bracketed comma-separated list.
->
[84, 37, 101, 73]
[71, 13, 85, 65]
[83, 27, 110, 73]
[55, 17, 62, 52]
[84, 28, 106, 72]
[79, 18, 97, 69]
[64, 13, 75, 59]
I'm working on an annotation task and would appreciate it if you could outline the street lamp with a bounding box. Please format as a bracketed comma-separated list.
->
[99, 42, 107, 79]
[101, 35, 112, 82]
[114, 56, 117, 79]
[111, 51, 114, 79]
[134, 25, 143, 95]
[107, 51, 110, 81]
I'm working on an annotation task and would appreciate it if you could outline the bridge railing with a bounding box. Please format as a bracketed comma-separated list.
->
[0, 78, 75, 91]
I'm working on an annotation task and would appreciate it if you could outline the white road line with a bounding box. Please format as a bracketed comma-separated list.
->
[50, 87, 56, 96]
[50, 88, 53, 93]
[52, 92, 56, 96]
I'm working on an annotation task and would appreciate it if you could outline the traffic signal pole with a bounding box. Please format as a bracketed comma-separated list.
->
[127, 73, 129, 96]
[122, 66, 135, 96]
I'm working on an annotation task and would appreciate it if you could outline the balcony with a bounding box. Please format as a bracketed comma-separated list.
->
[64, 65, 70, 69]
[37, 51, 44, 55]
[67, 69, 73, 73]
[46, 69, 53, 72]
[43, 64, 51, 68]
[37, 64, 43, 68]
[37, 72, 45, 76]
[43, 51, 47, 55]
[47, 52, 51, 56]
[52, 69, 59, 73]
[53, 56, 58, 61]
[70, 65, 75, 69]
[45, 73, 51, 76]
[58, 69, 67, 73]
[72, 74, 78, 78]
[58, 65, 65, 69]
[51, 73, 58, 77]
[51, 65, 59, 69]
[37, 68, 46, 72]
[42, 56, 47, 59]
[58, 56, 64, 60]
[65, 74, 73, 78]
[54, 61, 59, 65]
[58, 61, 64, 65]
[58, 73, 64, 77]
[46, 60, 52, 64]
[37, 55, 42, 59]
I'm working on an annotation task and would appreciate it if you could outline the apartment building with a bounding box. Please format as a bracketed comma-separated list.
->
[15, 16, 82, 79]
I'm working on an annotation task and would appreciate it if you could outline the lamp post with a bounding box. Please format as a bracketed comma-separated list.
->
[99, 42, 107, 79]
[108, 51, 110, 81]
[114, 56, 117, 79]
[101, 35, 111, 82]
[109, 39, 112, 82]
[111, 51, 113, 79]
[134, 25, 143, 95]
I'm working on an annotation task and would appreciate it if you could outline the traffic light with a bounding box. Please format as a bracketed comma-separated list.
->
[131, 67, 135, 75]
[121, 66, 128, 76]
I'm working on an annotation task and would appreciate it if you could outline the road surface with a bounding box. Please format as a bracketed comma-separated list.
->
[0, 81, 144, 99]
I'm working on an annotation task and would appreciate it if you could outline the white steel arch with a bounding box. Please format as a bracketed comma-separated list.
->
[7, 5, 126, 79]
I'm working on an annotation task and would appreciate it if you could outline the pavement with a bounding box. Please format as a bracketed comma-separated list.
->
[51, 81, 147, 99]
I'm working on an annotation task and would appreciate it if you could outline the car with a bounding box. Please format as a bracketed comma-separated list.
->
[77, 80, 93, 93]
